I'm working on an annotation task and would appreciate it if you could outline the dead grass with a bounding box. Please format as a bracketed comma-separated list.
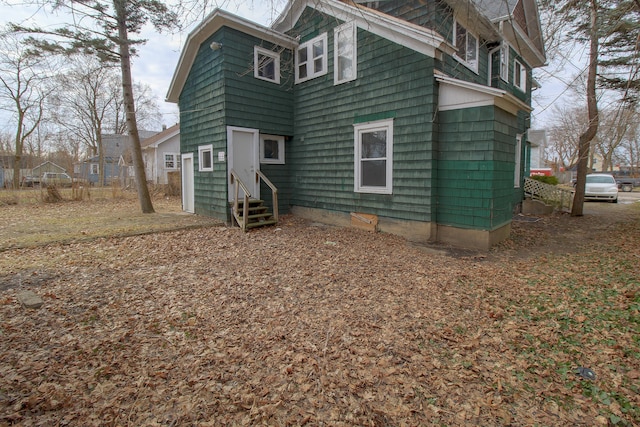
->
[0, 189, 222, 251]
[0, 197, 639, 426]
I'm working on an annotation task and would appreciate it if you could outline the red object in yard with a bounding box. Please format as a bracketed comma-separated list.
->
[530, 168, 553, 177]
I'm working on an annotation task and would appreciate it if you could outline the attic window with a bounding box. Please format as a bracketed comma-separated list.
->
[254, 47, 280, 84]
[500, 43, 509, 82]
[334, 22, 357, 85]
[453, 21, 478, 72]
[295, 33, 328, 83]
[514, 60, 527, 92]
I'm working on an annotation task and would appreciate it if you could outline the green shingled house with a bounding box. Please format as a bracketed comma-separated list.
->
[166, 0, 545, 249]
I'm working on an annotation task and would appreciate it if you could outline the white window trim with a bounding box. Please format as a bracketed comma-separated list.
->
[514, 134, 522, 188]
[260, 134, 285, 164]
[198, 144, 213, 172]
[453, 20, 479, 73]
[254, 46, 280, 84]
[500, 43, 509, 82]
[90, 163, 99, 175]
[334, 22, 357, 85]
[164, 152, 179, 170]
[514, 60, 527, 92]
[295, 33, 328, 84]
[354, 118, 394, 194]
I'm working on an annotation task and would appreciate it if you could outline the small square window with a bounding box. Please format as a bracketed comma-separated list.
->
[260, 134, 285, 164]
[295, 33, 328, 83]
[198, 145, 213, 172]
[254, 47, 280, 84]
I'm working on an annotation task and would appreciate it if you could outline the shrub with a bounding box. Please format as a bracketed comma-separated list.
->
[530, 175, 559, 186]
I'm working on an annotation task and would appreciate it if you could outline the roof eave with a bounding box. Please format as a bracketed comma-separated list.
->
[166, 10, 298, 103]
[274, 0, 453, 58]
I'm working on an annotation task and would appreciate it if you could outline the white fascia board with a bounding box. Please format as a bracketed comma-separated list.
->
[274, 0, 455, 58]
[166, 9, 298, 103]
[436, 73, 532, 115]
[501, 21, 546, 68]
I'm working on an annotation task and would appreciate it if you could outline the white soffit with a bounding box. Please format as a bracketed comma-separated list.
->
[436, 74, 532, 115]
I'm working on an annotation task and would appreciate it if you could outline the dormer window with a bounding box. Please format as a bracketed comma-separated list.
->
[514, 60, 527, 92]
[500, 43, 509, 81]
[453, 21, 478, 72]
[295, 33, 328, 83]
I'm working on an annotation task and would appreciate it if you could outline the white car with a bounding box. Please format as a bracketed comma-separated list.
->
[584, 174, 618, 203]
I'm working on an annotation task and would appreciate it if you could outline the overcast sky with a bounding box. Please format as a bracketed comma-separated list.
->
[0, 0, 579, 132]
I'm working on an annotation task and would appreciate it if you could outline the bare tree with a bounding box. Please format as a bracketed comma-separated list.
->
[11, 0, 178, 212]
[547, 104, 586, 170]
[593, 104, 635, 171]
[51, 57, 122, 186]
[0, 33, 50, 188]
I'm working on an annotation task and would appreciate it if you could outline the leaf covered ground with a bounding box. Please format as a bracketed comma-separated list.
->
[0, 198, 639, 426]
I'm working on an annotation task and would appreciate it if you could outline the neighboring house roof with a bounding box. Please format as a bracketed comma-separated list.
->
[141, 123, 180, 149]
[166, 10, 298, 103]
[32, 161, 66, 174]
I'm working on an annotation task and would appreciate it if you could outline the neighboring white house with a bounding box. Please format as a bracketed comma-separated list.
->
[528, 129, 548, 169]
[141, 124, 180, 185]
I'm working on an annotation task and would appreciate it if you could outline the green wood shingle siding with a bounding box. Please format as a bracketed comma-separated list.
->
[179, 27, 294, 221]
[287, 9, 438, 222]
[179, 31, 227, 219]
[437, 105, 519, 230]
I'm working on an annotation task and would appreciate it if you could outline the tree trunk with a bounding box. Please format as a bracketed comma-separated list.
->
[571, 0, 599, 217]
[114, 0, 154, 213]
[12, 112, 24, 189]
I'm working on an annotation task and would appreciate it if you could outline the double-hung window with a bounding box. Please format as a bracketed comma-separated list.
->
[90, 164, 99, 175]
[514, 60, 527, 92]
[354, 119, 394, 194]
[334, 22, 357, 85]
[500, 43, 509, 81]
[454, 21, 478, 72]
[254, 47, 280, 84]
[295, 33, 328, 83]
[164, 153, 179, 170]
[198, 145, 213, 172]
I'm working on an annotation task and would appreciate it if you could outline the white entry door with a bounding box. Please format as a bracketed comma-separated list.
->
[181, 153, 194, 213]
[227, 126, 259, 202]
